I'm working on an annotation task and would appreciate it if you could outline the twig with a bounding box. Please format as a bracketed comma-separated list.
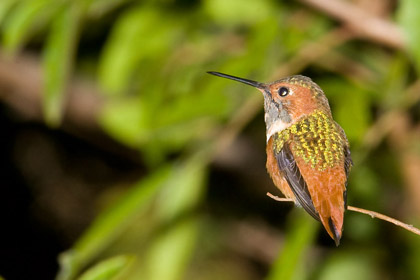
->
[347, 206, 420, 236]
[266, 192, 294, 202]
[266, 192, 420, 237]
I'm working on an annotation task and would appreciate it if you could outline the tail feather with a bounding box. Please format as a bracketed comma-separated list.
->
[328, 217, 341, 246]
[319, 209, 344, 246]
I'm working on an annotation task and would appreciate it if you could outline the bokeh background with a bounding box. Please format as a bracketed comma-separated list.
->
[1, 0, 420, 279]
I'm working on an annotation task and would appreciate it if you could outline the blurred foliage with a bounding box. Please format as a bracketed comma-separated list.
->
[397, 0, 420, 73]
[267, 210, 318, 280]
[1, 0, 420, 279]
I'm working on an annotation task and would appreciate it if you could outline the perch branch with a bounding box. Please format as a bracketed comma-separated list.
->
[266, 192, 420, 237]
[347, 205, 420, 236]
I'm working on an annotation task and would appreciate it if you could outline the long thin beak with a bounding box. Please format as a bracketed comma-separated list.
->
[207, 71, 266, 90]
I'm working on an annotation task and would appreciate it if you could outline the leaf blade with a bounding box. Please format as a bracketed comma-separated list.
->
[2, 0, 56, 54]
[56, 165, 172, 280]
[42, 2, 87, 126]
[397, 0, 420, 73]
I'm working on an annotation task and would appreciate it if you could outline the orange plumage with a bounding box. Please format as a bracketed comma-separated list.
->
[266, 137, 294, 199]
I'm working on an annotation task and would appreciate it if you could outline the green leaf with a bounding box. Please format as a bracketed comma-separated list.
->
[334, 90, 370, 144]
[319, 78, 371, 144]
[56, 165, 172, 280]
[317, 251, 378, 280]
[155, 154, 207, 221]
[42, 2, 87, 126]
[88, 0, 131, 18]
[100, 82, 223, 157]
[0, 0, 18, 25]
[397, 0, 420, 73]
[78, 255, 135, 280]
[380, 53, 409, 109]
[144, 217, 200, 280]
[100, 98, 152, 148]
[131, 155, 208, 280]
[2, 0, 57, 54]
[148, 159, 207, 280]
[266, 210, 319, 280]
[98, 7, 182, 95]
[203, 0, 273, 26]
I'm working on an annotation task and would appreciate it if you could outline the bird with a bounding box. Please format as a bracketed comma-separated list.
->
[208, 71, 352, 246]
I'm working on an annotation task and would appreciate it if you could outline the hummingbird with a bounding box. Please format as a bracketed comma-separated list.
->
[208, 71, 352, 245]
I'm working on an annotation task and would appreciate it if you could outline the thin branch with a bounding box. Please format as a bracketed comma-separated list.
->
[347, 206, 420, 236]
[266, 192, 420, 237]
[266, 192, 294, 202]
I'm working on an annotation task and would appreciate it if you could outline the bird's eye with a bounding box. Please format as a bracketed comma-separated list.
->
[278, 87, 289, 97]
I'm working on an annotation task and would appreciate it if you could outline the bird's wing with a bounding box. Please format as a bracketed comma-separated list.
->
[275, 144, 320, 221]
[335, 121, 353, 182]
[344, 145, 352, 183]
[336, 122, 352, 209]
